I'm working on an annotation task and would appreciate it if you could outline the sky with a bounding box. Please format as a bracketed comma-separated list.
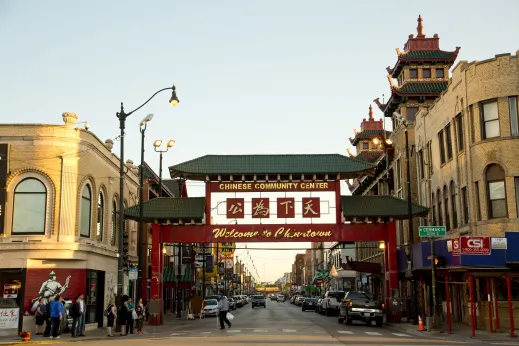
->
[1, 0, 518, 282]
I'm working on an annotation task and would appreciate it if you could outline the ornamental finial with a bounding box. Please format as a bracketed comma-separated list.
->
[417, 15, 425, 37]
[368, 104, 374, 120]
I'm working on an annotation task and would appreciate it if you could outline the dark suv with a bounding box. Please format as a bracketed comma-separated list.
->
[251, 295, 266, 308]
[338, 291, 384, 327]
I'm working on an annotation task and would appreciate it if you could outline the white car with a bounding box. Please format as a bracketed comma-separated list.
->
[203, 299, 219, 317]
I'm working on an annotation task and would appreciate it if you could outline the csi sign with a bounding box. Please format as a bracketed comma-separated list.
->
[460, 236, 491, 255]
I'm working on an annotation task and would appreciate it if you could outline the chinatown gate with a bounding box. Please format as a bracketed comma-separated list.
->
[124, 154, 428, 325]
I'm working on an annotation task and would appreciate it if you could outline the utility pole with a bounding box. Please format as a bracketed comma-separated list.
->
[202, 243, 206, 299]
[430, 238, 440, 329]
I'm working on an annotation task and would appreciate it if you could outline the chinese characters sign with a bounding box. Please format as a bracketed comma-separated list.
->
[0, 308, 18, 329]
[211, 181, 338, 225]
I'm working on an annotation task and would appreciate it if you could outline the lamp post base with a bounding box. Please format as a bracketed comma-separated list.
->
[148, 298, 164, 325]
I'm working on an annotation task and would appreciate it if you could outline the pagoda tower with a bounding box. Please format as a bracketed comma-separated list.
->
[374, 15, 460, 122]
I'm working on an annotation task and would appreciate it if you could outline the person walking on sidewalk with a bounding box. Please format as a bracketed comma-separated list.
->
[118, 295, 129, 336]
[70, 296, 80, 337]
[105, 299, 117, 337]
[217, 294, 232, 330]
[77, 293, 86, 337]
[35, 298, 46, 335]
[135, 298, 145, 335]
[125, 297, 135, 335]
[49, 294, 65, 340]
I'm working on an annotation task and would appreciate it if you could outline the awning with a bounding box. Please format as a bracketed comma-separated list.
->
[345, 256, 382, 273]
[163, 266, 193, 283]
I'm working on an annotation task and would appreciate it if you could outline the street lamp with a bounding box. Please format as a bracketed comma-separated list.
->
[115, 85, 179, 306]
[393, 111, 418, 325]
[153, 139, 176, 197]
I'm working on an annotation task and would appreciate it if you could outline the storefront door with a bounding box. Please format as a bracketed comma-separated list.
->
[85, 270, 105, 327]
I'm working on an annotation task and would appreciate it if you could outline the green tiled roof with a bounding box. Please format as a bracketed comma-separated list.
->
[124, 197, 205, 222]
[169, 154, 376, 180]
[353, 150, 385, 164]
[341, 195, 429, 220]
[389, 48, 460, 77]
[393, 82, 448, 96]
[164, 266, 193, 283]
[350, 130, 392, 145]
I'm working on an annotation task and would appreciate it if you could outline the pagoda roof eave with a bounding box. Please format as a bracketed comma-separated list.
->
[388, 48, 461, 78]
[350, 130, 392, 146]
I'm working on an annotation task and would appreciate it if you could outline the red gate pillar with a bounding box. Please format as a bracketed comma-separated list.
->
[149, 223, 163, 325]
[385, 222, 401, 323]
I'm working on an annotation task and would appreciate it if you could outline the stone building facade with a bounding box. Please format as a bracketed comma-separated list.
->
[0, 112, 139, 333]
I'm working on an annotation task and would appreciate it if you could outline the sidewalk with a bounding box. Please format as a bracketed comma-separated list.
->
[386, 321, 518, 344]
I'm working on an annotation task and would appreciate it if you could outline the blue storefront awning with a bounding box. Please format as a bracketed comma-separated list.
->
[506, 232, 519, 263]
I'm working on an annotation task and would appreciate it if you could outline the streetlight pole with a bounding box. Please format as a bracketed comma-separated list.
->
[138, 114, 154, 303]
[153, 140, 176, 197]
[115, 85, 179, 311]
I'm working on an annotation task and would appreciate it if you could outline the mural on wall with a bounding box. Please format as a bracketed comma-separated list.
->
[26, 269, 86, 313]
[105, 273, 115, 303]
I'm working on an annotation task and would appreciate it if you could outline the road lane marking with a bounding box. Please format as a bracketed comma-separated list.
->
[365, 331, 382, 335]
[170, 333, 186, 336]
[226, 329, 241, 333]
[337, 330, 354, 334]
[392, 333, 410, 337]
[253, 329, 266, 332]
[200, 332, 212, 334]
[282, 329, 296, 332]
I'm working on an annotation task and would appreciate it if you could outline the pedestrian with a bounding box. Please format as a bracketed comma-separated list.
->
[105, 298, 117, 337]
[77, 293, 86, 336]
[125, 297, 135, 335]
[43, 298, 53, 337]
[70, 296, 80, 337]
[34, 298, 46, 335]
[118, 295, 129, 336]
[49, 294, 65, 340]
[135, 298, 144, 335]
[217, 293, 232, 330]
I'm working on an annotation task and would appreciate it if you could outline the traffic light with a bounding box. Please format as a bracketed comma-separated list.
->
[433, 256, 446, 267]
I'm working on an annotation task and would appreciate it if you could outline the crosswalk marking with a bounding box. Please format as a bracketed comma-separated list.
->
[337, 330, 354, 334]
[253, 329, 266, 333]
[200, 332, 212, 334]
[392, 333, 410, 337]
[365, 331, 382, 336]
[170, 333, 185, 336]
[282, 329, 296, 332]
[226, 329, 241, 333]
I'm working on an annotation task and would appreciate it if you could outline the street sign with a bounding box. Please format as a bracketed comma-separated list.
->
[219, 243, 236, 256]
[460, 236, 491, 255]
[419, 226, 446, 238]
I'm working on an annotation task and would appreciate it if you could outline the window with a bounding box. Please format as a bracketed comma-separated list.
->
[438, 131, 446, 164]
[444, 186, 450, 231]
[469, 105, 475, 143]
[510, 96, 519, 137]
[418, 150, 424, 180]
[96, 192, 104, 241]
[111, 200, 117, 246]
[474, 182, 482, 221]
[427, 141, 433, 176]
[486, 164, 507, 219]
[80, 185, 92, 237]
[410, 69, 418, 79]
[481, 101, 500, 139]
[431, 192, 437, 225]
[407, 107, 419, 121]
[437, 189, 443, 226]
[363, 142, 369, 150]
[423, 69, 431, 78]
[436, 68, 444, 78]
[456, 114, 464, 152]
[12, 178, 46, 234]
[462, 187, 469, 224]
[450, 181, 457, 228]
[514, 177, 519, 219]
[445, 124, 453, 159]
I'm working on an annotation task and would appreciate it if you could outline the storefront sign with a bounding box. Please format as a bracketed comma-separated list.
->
[0, 144, 9, 235]
[447, 238, 461, 256]
[3, 283, 19, 298]
[218, 243, 236, 256]
[210, 181, 336, 192]
[128, 268, 138, 281]
[0, 308, 18, 329]
[491, 237, 507, 250]
[460, 236, 491, 255]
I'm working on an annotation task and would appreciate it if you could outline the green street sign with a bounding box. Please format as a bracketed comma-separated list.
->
[419, 226, 446, 237]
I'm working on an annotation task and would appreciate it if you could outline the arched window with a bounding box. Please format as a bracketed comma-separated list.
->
[437, 189, 443, 226]
[486, 164, 507, 218]
[96, 192, 104, 241]
[80, 185, 92, 237]
[111, 200, 117, 246]
[12, 178, 46, 234]
[444, 185, 450, 231]
[450, 181, 457, 228]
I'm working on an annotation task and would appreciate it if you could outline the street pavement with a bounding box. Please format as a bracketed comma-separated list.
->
[3, 300, 516, 345]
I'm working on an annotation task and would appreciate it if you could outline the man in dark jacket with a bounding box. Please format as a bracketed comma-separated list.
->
[70, 297, 81, 337]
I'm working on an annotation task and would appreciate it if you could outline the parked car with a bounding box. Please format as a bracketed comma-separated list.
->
[315, 298, 323, 314]
[205, 295, 220, 301]
[203, 299, 219, 317]
[277, 295, 286, 302]
[338, 291, 384, 327]
[227, 297, 237, 310]
[270, 295, 278, 301]
[251, 295, 266, 308]
[302, 298, 318, 311]
[320, 291, 345, 316]
[296, 296, 305, 306]
[232, 296, 244, 308]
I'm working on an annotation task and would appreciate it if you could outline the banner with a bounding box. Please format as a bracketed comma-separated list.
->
[0, 144, 9, 235]
[0, 308, 18, 329]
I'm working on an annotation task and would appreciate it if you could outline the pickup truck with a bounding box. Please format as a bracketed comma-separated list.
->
[337, 291, 384, 327]
[319, 290, 345, 316]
